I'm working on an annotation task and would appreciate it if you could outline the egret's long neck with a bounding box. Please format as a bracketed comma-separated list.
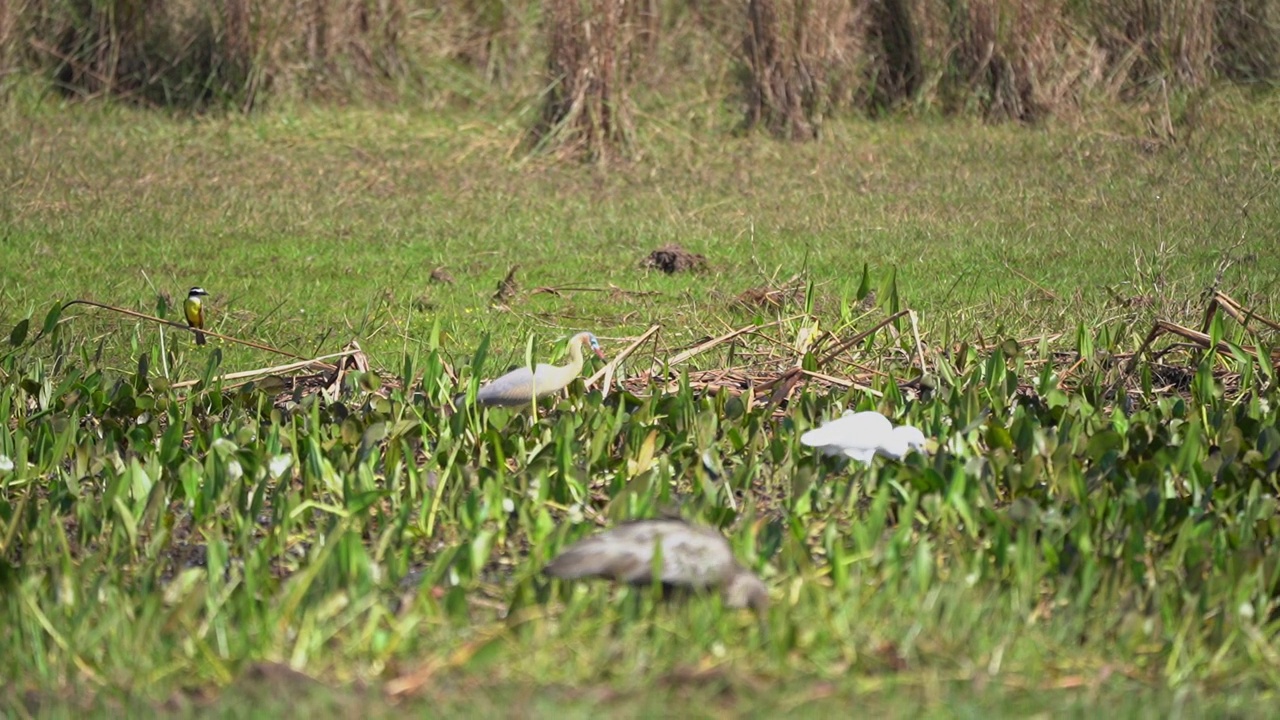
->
[565, 336, 585, 376]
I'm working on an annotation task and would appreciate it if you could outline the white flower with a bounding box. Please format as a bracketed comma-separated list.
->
[501, 497, 515, 514]
[227, 459, 243, 482]
[268, 454, 294, 479]
[1239, 601, 1256, 620]
[568, 504, 585, 525]
[0, 455, 12, 474]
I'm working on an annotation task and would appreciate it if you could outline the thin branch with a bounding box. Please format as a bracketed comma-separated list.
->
[169, 350, 361, 390]
[57, 299, 333, 368]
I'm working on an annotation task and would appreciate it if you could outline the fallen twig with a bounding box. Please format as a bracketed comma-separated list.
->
[170, 349, 361, 391]
[1003, 261, 1059, 301]
[652, 317, 797, 373]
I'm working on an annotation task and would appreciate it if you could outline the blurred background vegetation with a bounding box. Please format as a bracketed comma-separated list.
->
[3, 0, 1278, 155]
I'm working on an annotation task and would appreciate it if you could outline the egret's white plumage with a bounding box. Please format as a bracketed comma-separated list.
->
[543, 518, 769, 613]
[459, 332, 605, 407]
[879, 424, 928, 460]
[800, 410, 927, 463]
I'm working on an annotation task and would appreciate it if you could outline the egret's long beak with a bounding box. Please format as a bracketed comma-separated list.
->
[593, 346, 606, 361]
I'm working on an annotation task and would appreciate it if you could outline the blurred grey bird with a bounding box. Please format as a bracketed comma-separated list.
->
[543, 518, 769, 614]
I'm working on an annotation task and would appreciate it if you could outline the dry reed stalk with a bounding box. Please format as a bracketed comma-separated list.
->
[225, 0, 251, 71]
[651, 318, 794, 373]
[865, 0, 924, 111]
[1202, 291, 1280, 335]
[58, 298, 331, 367]
[0, 0, 22, 77]
[532, 0, 635, 163]
[169, 349, 360, 391]
[1215, 0, 1280, 81]
[1085, 0, 1214, 93]
[944, 0, 1103, 121]
[442, 0, 539, 84]
[1124, 318, 1280, 376]
[299, 0, 406, 94]
[307, 0, 329, 69]
[625, 0, 660, 68]
[741, 0, 865, 140]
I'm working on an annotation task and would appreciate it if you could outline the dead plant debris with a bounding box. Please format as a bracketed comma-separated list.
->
[640, 245, 707, 274]
[430, 266, 455, 285]
[492, 266, 519, 307]
[734, 275, 804, 310]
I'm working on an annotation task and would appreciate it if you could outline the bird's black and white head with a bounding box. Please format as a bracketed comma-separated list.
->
[187, 287, 210, 300]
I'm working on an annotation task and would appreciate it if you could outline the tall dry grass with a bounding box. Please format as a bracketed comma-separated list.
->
[1081, 0, 1216, 94]
[865, 0, 923, 112]
[0, 0, 22, 81]
[0, 0, 1275, 132]
[6, 0, 439, 108]
[529, 0, 634, 163]
[937, 0, 1105, 121]
[443, 0, 541, 87]
[1215, 0, 1280, 81]
[11, 0, 258, 107]
[739, 0, 865, 140]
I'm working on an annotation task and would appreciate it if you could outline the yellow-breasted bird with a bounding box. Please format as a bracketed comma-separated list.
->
[184, 286, 210, 345]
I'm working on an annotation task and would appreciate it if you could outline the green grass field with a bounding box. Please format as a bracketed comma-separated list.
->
[3, 85, 1280, 717]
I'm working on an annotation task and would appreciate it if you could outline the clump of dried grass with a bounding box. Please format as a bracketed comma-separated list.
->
[267, 0, 409, 101]
[864, 0, 924, 112]
[442, 0, 541, 87]
[1, 0, 1273, 122]
[1081, 0, 1215, 94]
[13, 0, 415, 109]
[740, 0, 866, 140]
[640, 245, 707, 274]
[733, 275, 804, 311]
[530, 0, 635, 164]
[1214, 0, 1280, 82]
[0, 0, 23, 80]
[941, 0, 1105, 121]
[17, 0, 261, 108]
[862, 0, 1107, 122]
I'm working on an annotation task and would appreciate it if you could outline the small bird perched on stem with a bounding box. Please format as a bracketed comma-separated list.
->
[184, 287, 210, 346]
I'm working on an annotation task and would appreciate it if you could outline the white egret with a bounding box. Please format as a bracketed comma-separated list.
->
[800, 410, 928, 463]
[456, 331, 605, 407]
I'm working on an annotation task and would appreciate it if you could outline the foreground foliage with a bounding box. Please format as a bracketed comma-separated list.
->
[1, 303, 1278, 713]
[2, 92, 1279, 714]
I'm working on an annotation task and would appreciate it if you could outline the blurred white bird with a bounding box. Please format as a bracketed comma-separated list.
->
[543, 518, 769, 614]
[455, 331, 605, 407]
[800, 410, 928, 464]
